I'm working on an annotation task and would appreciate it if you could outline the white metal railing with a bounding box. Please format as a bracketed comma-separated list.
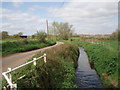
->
[2, 53, 46, 89]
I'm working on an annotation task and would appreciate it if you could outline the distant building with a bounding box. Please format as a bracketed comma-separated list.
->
[20, 35, 27, 38]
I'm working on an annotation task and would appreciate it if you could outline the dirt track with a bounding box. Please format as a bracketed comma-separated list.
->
[2, 42, 64, 72]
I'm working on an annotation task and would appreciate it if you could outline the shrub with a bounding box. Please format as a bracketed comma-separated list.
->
[110, 29, 120, 41]
[36, 31, 47, 43]
[21, 39, 28, 44]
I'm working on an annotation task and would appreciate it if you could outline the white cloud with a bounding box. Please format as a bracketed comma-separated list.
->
[2, 8, 47, 23]
[28, 6, 44, 11]
[2, 0, 119, 2]
[48, 1, 118, 34]
[1, 22, 45, 35]
[0, 8, 55, 35]
[12, 2, 23, 8]
[1, 8, 53, 35]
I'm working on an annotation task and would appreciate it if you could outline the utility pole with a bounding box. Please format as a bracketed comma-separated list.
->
[46, 20, 49, 35]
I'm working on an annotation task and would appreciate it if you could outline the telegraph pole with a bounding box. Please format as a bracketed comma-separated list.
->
[46, 20, 49, 35]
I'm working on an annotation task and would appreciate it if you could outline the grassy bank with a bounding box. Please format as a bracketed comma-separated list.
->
[2, 42, 79, 88]
[74, 40, 118, 88]
[2, 40, 55, 56]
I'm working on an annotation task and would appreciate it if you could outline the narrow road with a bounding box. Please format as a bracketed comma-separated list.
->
[76, 47, 103, 88]
[2, 42, 64, 72]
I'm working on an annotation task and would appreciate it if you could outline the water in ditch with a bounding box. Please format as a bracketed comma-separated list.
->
[75, 47, 103, 88]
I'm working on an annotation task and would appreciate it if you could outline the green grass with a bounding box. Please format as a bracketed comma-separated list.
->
[74, 40, 118, 87]
[2, 42, 79, 88]
[0, 39, 19, 44]
[0, 80, 2, 90]
[69, 37, 80, 40]
[101, 40, 118, 51]
[1, 40, 55, 56]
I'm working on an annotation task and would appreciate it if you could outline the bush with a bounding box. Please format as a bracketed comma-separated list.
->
[21, 39, 28, 44]
[36, 31, 47, 43]
[110, 29, 120, 41]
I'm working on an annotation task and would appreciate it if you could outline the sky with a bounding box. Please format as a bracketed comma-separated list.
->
[0, 0, 118, 35]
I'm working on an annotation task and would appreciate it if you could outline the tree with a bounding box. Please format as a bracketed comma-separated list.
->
[10, 32, 23, 39]
[32, 34, 36, 39]
[52, 21, 58, 36]
[51, 22, 74, 40]
[111, 29, 120, 40]
[36, 31, 47, 43]
[11, 34, 20, 39]
[119, 29, 120, 41]
[1, 31, 9, 39]
[18, 32, 23, 36]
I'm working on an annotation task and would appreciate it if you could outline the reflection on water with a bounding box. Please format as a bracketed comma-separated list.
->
[76, 47, 103, 88]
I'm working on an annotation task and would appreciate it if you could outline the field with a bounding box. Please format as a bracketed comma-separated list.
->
[1, 39, 55, 56]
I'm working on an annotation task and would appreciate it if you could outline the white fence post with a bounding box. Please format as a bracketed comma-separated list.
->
[8, 68, 12, 83]
[12, 84, 17, 89]
[33, 58, 37, 66]
[2, 54, 46, 89]
[3, 86, 7, 90]
[44, 53, 46, 63]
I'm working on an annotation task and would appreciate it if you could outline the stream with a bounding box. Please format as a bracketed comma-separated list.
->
[75, 47, 103, 88]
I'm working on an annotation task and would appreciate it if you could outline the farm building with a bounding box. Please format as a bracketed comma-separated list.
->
[19, 35, 27, 38]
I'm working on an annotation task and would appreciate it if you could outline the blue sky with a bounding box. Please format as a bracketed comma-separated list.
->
[2, 2, 64, 21]
[3, 2, 64, 15]
[1, 1, 118, 35]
